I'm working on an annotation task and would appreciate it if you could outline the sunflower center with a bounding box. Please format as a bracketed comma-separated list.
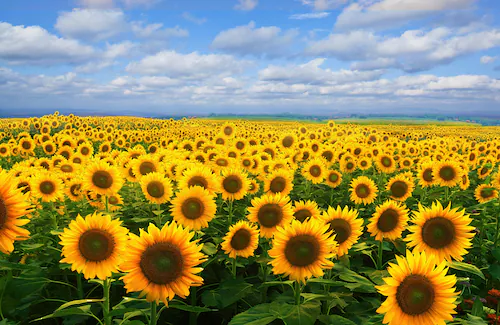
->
[423, 169, 433, 182]
[108, 196, 119, 204]
[81, 147, 90, 155]
[377, 209, 399, 232]
[70, 184, 81, 197]
[230, 229, 251, 250]
[257, 203, 283, 228]
[143, 180, 163, 198]
[0, 198, 7, 229]
[181, 198, 204, 220]
[22, 141, 31, 150]
[328, 219, 352, 244]
[223, 175, 242, 194]
[284, 235, 320, 267]
[224, 126, 233, 136]
[422, 217, 455, 249]
[480, 188, 495, 198]
[346, 162, 354, 170]
[78, 229, 115, 262]
[355, 184, 370, 198]
[61, 165, 73, 173]
[381, 157, 392, 167]
[282, 136, 294, 148]
[40, 181, 55, 195]
[270, 177, 286, 193]
[309, 166, 321, 177]
[294, 209, 312, 222]
[92, 171, 113, 189]
[188, 176, 208, 189]
[328, 172, 339, 183]
[439, 166, 456, 181]
[139, 162, 156, 175]
[396, 275, 435, 316]
[140, 243, 184, 285]
[390, 181, 409, 198]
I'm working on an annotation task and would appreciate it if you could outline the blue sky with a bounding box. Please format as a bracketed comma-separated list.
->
[1, 0, 499, 117]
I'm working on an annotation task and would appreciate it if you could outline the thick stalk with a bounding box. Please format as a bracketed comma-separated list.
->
[102, 278, 111, 325]
[232, 257, 237, 279]
[150, 301, 157, 325]
[76, 273, 84, 299]
[294, 281, 302, 306]
[228, 199, 234, 225]
[377, 240, 384, 270]
[189, 287, 197, 325]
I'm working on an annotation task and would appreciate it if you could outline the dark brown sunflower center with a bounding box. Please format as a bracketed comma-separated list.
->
[396, 275, 435, 316]
[22, 141, 31, 150]
[480, 167, 489, 175]
[0, 198, 7, 229]
[108, 196, 119, 204]
[328, 219, 352, 244]
[294, 209, 312, 222]
[328, 172, 339, 183]
[480, 188, 495, 199]
[346, 162, 354, 170]
[92, 170, 113, 189]
[243, 159, 251, 167]
[377, 209, 400, 232]
[216, 158, 228, 166]
[309, 165, 321, 177]
[422, 217, 455, 249]
[40, 181, 55, 194]
[61, 164, 73, 173]
[81, 147, 90, 155]
[140, 242, 184, 285]
[284, 235, 320, 267]
[381, 157, 392, 167]
[224, 126, 233, 136]
[439, 166, 456, 181]
[230, 228, 251, 250]
[70, 184, 81, 197]
[257, 203, 283, 228]
[360, 160, 368, 167]
[78, 229, 115, 262]
[423, 169, 433, 182]
[139, 162, 156, 175]
[181, 198, 204, 220]
[282, 136, 294, 148]
[270, 177, 286, 193]
[188, 176, 208, 189]
[0, 148, 6, 154]
[147, 181, 165, 198]
[355, 184, 370, 198]
[223, 175, 242, 194]
[390, 181, 409, 198]
[354, 148, 361, 155]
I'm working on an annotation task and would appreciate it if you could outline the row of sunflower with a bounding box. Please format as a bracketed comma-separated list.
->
[0, 113, 499, 325]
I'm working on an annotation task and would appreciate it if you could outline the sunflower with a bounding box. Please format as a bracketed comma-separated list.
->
[83, 160, 124, 196]
[302, 158, 327, 184]
[42, 141, 57, 155]
[376, 154, 397, 174]
[247, 193, 294, 238]
[221, 221, 259, 258]
[120, 222, 206, 305]
[358, 157, 372, 171]
[292, 200, 322, 223]
[405, 201, 475, 262]
[65, 178, 84, 202]
[417, 162, 435, 187]
[268, 219, 337, 283]
[474, 184, 498, 203]
[349, 176, 378, 205]
[321, 206, 363, 257]
[132, 156, 161, 179]
[177, 166, 220, 196]
[30, 172, 64, 202]
[325, 170, 342, 188]
[140, 172, 173, 204]
[248, 179, 260, 195]
[264, 169, 294, 197]
[220, 169, 250, 201]
[376, 250, 458, 325]
[368, 200, 409, 241]
[386, 175, 414, 202]
[340, 158, 357, 173]
[104, 193, 123, 212]
[433, 161, 462, 187]
[0, 171, 32, 254]
[59, 212, 128, 279]
[170, 186, 217, 230]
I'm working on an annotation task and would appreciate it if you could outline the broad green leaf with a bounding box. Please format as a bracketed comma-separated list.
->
[447, 261, 485, 280]
[33, 306, 92, 322]
[337, 268, 376, 293]
[318, 315, 357, 325]
[259, 281, 294, 289]
[471, 297, 484, 317]
[201, 278, 253, 308]
[270, 301, 321, 325]
[228, 303, 276, 325]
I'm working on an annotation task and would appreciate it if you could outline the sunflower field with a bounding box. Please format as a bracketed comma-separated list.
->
[1, 112, 500, 325]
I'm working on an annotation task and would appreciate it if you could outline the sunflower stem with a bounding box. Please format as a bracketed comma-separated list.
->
[189, 287, 197, 325]
[444, 187, 449, 204]
[76, 273, 84, 299]
[494, 199, 500, 249]
[228, 199, 234, 225]
[232, 257, 237, 279]
[377, 240, 384, 270]
[149, 301, 157, 325]
[105, 195, 109, 214]
[294, 281, 302, 306]
[102, 278, 111, 325]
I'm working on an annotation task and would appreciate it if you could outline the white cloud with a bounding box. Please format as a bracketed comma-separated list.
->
[211, 21, 298, 57]
[234, 0, 258, 11]
[313, 0, 349, 10]
[121, 0, 159, 8]
[0, 22, 96, 65]
[131, 21, 189, 39]
[350, 58, 399, 70]
[55, 9, 127, 41]
[125, 50, 250, 77]
[480, 55, 498, 64]
[289, 12, 330, 20]
[182, 12, 207, 25]
[78, 0, 114, 8]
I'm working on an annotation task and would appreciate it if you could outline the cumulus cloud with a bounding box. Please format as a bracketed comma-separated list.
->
[211, 21, 298, 57]
[55, 9, 127, 41]
[480, 55, 498, 64]
[234, 0, 258, 11]
[182, 12, 207, 25]
[131, 22, 189, 39]
[0, 22, 96, 65]
[289, 12, 330, 20]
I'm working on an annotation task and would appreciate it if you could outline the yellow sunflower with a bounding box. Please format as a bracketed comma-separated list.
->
[433, 161, 462, 187]
[301, 158, 327, 184]
[0, 171, 32, 254]
[417, 162, 435, 187]
[474, 184, 498, 203]
[83, 160, 124, 196]
[170, 186, 217, 230]
[405, 201, 475, 262]
[177, 166, 220, 196]
[321, 206, 363, 257]
[269, 219, 337, 283]
[368, 200, 409, 241]
[292, 200, 322, 223]
[30, 172, 65, 202]
[59, 212, 129, 280]
[220, 169, 250, 201]
[386, 175, 414, 202]
[120, 222, 206, 306]
[247, 193, 294, 238]
[325, 170, 342, 188]
[264, 169, 294, 197]
[349, 176, 378, 205]
[140, 172, 173, 204]
[376, 250, 459, 325]
[221, 221, 259, 258]
[376, 154, 397, 174]
[65, 178, 84, 202]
